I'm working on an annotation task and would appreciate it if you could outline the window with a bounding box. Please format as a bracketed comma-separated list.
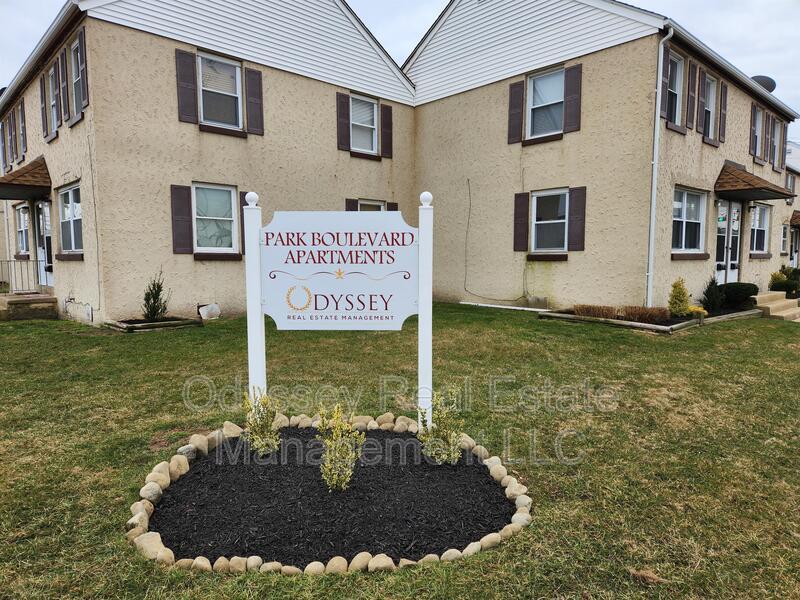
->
[357, 199, 385, 212]
[198, 53, 242, 129]
[0, 120, 6, 171]
[16, 206, 29, 253]
[672, 189, 706, 252]
[59, 186, 83, 252]
[702, 75, 717, 139]
[754, 107, 764, 157]
[5, 117, 14, 163]
[531, 189, 569, 252]
[782, 224, 790, 254]
[71, 40, 84, 114]
[666, 54, 684, 124]
[771, 119, 781, 165]
[788, 173, 796, 193]
[17, 103, 26, 156]
[350, 95, 378, 154]
[527, 69, 564, 139]
[48, 66, 58, 129]
[192, 183, 237, 252]
[750, 205, 769, 253]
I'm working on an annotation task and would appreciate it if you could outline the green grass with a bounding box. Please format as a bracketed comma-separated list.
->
[0, 304, 798, 599]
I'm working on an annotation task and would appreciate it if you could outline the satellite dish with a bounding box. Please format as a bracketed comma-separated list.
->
[752, 75, 777, 93]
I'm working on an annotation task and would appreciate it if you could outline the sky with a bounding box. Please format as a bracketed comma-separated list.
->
[1, 0, 798, 138]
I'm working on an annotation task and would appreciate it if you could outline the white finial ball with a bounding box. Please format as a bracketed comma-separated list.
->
[245, 192, 259, 207]
[420, 191, 433, 206]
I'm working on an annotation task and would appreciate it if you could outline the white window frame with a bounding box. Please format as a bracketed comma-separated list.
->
[788, 173, 796, 194]
[754, 107, 764, 157]
[71, 39, 83, 115]
[526, 68, 565, 140]
[672, 188, 707, 253]
[750, 205, 770, 253]
[191, 183, 239, 253]
[703, 75, 717, 139]
[350, 94, 379, 155]
[16, 206, 29, 254]
[530, 188, 569, 253]
[197, 52, 243, 130]
[0, 120, 6, 171]
[782, 224, 790, 254]
[17, 103, 26, 156]
[357, 199, 386, 211]
[667, 53, 684, 125]
[48, 66, 58, 130]
[59, 184, 83, 253]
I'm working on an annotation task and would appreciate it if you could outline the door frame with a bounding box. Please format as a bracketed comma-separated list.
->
[715, 199, 743, 285]
[33, 199, 54, 289]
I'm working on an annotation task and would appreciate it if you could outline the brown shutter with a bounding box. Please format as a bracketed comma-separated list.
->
[40, 75, 48, 137]
[749, 104, 757, 156]
[718, 82, 728, 143]
[507, 81, 525, 144]
[563, 64, 582, 133]
[175, 49, 198, 124]
[244, 68, 264, 135]
[53, 62, 62, 127]
[765, 115, 773, 163]
[568, 187, 587, 251]
[782, 122, 788, 169]
[19, 100, 26, 154]
[9, 113, 17, 161]
[380, 104, 393, 158]
[660, 45, 671, 119]
[239, 192, 247, 255]
[78, 28, 89, 108]
[337, 92, 351, 151]
[59, 48, 70, 122]
[686, 62, 697, 130]
[513, 192, 530, 252]
[345, 198, 358, 211]
[170, 185, 193, 254]
[387, 202, 399, 211]
[696, 69, 706, 135]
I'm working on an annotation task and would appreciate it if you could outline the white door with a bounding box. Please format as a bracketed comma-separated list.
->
[35, 201, 54, 288]
[715, 200, 742, 285]
[791, 228, 799, 269]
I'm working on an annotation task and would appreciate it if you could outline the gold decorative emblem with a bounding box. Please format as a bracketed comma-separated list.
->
[334, 268, 345, 279]
[286, 286, 313, 312]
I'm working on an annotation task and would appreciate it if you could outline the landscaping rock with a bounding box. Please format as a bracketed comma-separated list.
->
[376, 412, 395, 426]
[418, 554, 439, 564]
[222, 421, 243, 438]
[368, 554, 395, 572]
[177, 444, 197, 462]
[396, 415, 415, 426]
[353, 421, 367, 432]
[133, 532, 164, 560]
[206, 430, 224, 451]
[408, 422, 419, 434]
[304, 561, 325, 575]
[311, 414, 322, 428]
[130, 499, 154, 517]
[145, 471, 170, 490]
[126, 512, 148, 531]
[192, 557, 212, 572]
[484, 456, 502, 469]
[169, 454, 190, 482]
[399, 558, 417, 569]
[174, 558, 194, 570]
[349, 551, 372, 572]
[379, 423, 395, 431]
[260, 561, 282, 573]
[351, 416, 372, 425]
[393, 421, 408, 433]
[515, 495, 532, 509]
[125, 527, 146, 544]
[512, 512, 532, 527]
[152, 461, 171, 478]
[501, 475, 515, 488]
[463, 541, 482, 557]
[139, 482, 162, 504]
[325, 556, 348, 574]
[229, 556, 247, 573]
[501, 523, 522, 539]
[213, 557, 230, 573]
[505, 484, 528, 500]
[367, 420, 379, 430]
[490, 464, 507, 482]
[459, 433, 476, 450]
[480, 532, 502, 550]
[156, 548, 175, 567]
[272, 414, 290, 430]
[246, 556, 263, 572]
[472, 445, 489, 460]
[289, 415, 302, 427]
[298, 416, 313, 428]
[189, 434, 208, 457]
[441, 549, 462, 562]
[281, 566, 301, 576]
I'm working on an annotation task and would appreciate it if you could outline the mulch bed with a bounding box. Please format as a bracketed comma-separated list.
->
[149, 430, 515, 567]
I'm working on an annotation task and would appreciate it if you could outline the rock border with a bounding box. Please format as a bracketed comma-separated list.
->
[127, 414, 531, 574]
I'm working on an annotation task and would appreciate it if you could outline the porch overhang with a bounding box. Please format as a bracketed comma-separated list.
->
[791, 211, 800, 227]
[0, 156, 52, 201]
[715, 161, 795, 203]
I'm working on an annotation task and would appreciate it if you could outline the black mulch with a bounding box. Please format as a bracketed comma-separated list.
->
[149, 430, 516, 567]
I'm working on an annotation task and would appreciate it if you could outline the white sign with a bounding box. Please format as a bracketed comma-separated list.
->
[260, 212, 418, 331]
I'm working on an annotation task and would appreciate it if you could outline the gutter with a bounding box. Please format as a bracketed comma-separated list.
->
[646, 26, 674, 308]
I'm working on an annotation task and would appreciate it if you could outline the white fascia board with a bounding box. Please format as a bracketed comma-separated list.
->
[577, 0, 666, 29]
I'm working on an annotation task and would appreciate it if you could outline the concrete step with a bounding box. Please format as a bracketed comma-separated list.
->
[0, 294, 58, 321]
[757, 298, 800, 315]
[768, 306, 800, 321]
[754, 291, 788, 304]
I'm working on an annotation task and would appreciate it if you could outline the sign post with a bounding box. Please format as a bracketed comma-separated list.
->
[243, 192, 434, 427]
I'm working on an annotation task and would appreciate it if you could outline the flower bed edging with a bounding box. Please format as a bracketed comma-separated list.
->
[539, 308, 762, 334]
[126, 415, 532, 575]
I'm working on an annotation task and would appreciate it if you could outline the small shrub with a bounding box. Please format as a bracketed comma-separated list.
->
[142, 270, 170, 322]
[316, 404, 365, 492]
[419, 392, 464, 465]
[771, 278, 800, 297]
[770, 271, 788, 288]
[700, 277, 725, 315]
[574, 304, 618, 319]
[668, 278, 690, 317]
[619, 306, 670, 324]
[243, 393, 281, 456]
[787, 268, 800, 283]
[688, 305, 708, 319]
[719, 283, 759, 310]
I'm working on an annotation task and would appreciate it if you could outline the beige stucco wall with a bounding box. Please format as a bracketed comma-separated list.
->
[0, 17, 102, 322]
[88, 18, 416, 321]
[655, 50, 796, 306]
[414, 35, 660, 309]
[0, 203, 8, 262]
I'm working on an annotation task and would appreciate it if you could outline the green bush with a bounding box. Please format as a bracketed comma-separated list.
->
[668, 278, 691, 317]
[787, 268, 800, 283]
[419, 392, 464, 465]
[243, 393, 281, 456]
[316, 404, 365, 492]
[142, 270, 170, 322]
[700, 277, 725, 315]
[719, 283, 758, 310]
[770, 278, 800, 297]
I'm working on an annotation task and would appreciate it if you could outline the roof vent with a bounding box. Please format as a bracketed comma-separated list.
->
[752, 75, 777, 93]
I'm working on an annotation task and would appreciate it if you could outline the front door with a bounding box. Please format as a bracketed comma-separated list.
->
[34, 201, 54, 288]
[715, 200, 742, 285]
[791, 228, 800, 269]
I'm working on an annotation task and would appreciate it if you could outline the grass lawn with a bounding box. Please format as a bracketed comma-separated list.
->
[1, 304, 799, 599]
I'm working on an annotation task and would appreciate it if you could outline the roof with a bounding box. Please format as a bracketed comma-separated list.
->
[0, 156, 52, 200]
[792, 211, 800, 227]
[715, 161, 795, 202]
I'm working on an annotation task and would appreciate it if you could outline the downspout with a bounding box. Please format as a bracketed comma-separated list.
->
[646, 26, 674, 307]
